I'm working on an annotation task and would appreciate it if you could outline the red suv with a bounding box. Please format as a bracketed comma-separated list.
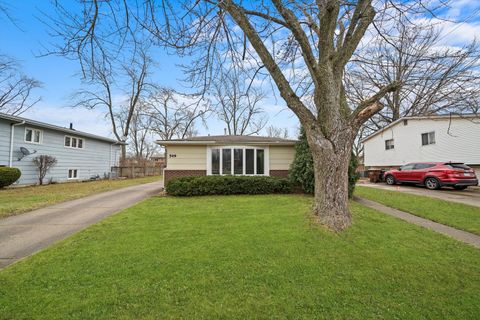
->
[384, 162, 478, 190]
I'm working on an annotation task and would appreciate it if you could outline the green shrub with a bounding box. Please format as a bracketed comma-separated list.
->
[166, 176, 293, 196]
[289, 128, 360, 198]
[0, 167, 21, 188]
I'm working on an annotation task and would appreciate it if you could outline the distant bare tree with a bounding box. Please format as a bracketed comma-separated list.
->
[0, 54, 41, 115]
[33, 155, 57, 185]
[116, 104, 157, 160]
[72, 48, 153, 161]
[346, 12, 480, 135]
[211, 68, 267, 135]
[145, 88, 209, 141]
[266, 125, 289, 139]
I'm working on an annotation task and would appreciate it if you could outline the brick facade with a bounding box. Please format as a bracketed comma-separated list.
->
[269, 170, 289, 177]
[164, 170, 207, 184]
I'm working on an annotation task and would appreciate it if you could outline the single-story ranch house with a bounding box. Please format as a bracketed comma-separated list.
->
[0, 112, 124, 185]
[362, 114, 480, 175]
[156, 135, 297, 184]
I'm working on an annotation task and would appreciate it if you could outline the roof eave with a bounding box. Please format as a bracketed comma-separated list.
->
[155, 140, 297, 146]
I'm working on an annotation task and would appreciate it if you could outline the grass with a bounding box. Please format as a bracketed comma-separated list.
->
[0, 195, 479, 319]
[0, 176, 161, 218]
[355, 186, 480, 235]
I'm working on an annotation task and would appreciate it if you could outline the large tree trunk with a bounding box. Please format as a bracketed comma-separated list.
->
[307, 128, 354, 231]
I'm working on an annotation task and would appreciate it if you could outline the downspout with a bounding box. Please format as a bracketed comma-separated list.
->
[9, 120, 25, 167]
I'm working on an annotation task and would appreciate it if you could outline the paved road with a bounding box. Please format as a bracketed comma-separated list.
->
[358, 181, 480, 208]
[0, 181, 163, 269]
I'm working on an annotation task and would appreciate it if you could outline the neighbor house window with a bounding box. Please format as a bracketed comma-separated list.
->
[65, 135, 84, 149]
[421, 131, 435, 146]
[385, 139, 394, 150]
[25, 128, 42, 144]
[210, 147, 266, 176]
[68, 169, 78, 179]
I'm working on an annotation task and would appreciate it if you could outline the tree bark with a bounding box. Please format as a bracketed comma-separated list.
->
[307, 126, 354, 231]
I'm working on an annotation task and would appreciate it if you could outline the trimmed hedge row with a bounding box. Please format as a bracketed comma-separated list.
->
[0, 167, 21, 188]
[166, 176, 293, 196]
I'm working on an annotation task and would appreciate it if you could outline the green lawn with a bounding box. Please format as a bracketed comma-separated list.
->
[0, 176, 161, 218]
[355, 186, 480, 235]
[1, 195, 479, 319]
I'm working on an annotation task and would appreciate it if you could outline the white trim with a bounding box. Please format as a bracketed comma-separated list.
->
[206, 145, 269, 176]
[24, 127, 43, 144]
[64, 135, 85, 149]
[68, 169, 79, 180]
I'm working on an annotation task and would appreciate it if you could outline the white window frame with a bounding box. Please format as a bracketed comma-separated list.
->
[24, 127, 43, 144]
[64, 135, 85, 149]
[421, 131, 435, 146]
[68, 169, 79, 180]
[206, 146, 269, 176]
[385, 139, 394, 150]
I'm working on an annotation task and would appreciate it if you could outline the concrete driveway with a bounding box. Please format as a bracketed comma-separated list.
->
[0, 181, 163, 269]
[358, 181, 480, 208]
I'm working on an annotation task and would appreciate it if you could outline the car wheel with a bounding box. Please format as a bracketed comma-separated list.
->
[385, 175, 396, 185]
[424, 177, 440, 190]
[453, 186, 468, 190]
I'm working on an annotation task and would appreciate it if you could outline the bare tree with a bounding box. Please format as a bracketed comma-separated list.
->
[116, 104, 158, 160]
[72, 48, 153, 161]
[211, 68, 267, 135]
[48, 1, 458, 231]
[144, 88, 209, 141]
[266, 125, 289, 139]
[346, 11, 480, 133]
[0, 54, 42, 115]
[32, 155, 57, 185]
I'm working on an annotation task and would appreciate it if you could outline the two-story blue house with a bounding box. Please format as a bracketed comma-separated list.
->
[0, 112, 124, 185]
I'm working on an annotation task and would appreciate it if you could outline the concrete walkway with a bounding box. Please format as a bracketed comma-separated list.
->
[0, 181, 163, 269]
[355, 196, 480, 248]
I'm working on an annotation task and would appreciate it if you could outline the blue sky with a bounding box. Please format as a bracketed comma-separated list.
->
[0, 1, 297, 139]
[1, 1, 479, 139]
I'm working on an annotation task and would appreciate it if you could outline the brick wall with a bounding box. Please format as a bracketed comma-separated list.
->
[164, 169, 206, 184]
[269, 170, 289, 177]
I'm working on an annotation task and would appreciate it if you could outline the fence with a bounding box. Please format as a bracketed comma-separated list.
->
[111, 166, 162, 178]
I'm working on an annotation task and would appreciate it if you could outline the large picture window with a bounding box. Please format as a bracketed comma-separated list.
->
[210, 147, 266, 176]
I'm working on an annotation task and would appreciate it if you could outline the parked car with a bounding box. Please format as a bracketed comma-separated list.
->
[384, 162, 478, 190]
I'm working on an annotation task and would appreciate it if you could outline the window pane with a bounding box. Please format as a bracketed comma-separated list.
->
[421, 133, 428, 146]
[68, 170, 72, 178]
[65, 136, 71, 147]
[78, 139, 83, 148]
[74, 170, 78, 178]
[25, 129, 32, 142]
[256, 149, 264, 174]
[234, 149, 243, 175]
[429, 132, 435, 144]
[246, 149, 254, 174]
[211, 149, 220, 174]
[222, 149, 231, 175]
[72, 138, 77, 148]
[34, 130, 41, 143]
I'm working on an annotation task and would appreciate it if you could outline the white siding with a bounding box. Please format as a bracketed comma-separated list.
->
[364, 118, 480, 167]
[165, 145, 207, 170]
[0, 118, 121, 185]
[269, 146, 295, 170]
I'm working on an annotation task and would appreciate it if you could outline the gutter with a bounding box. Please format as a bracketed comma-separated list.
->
[9, 120, 26, 167]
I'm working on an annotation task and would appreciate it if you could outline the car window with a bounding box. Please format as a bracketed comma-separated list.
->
[413, 163, 435, 170]
[401, 164, 415, 170]
[444, 163, 470, 170]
